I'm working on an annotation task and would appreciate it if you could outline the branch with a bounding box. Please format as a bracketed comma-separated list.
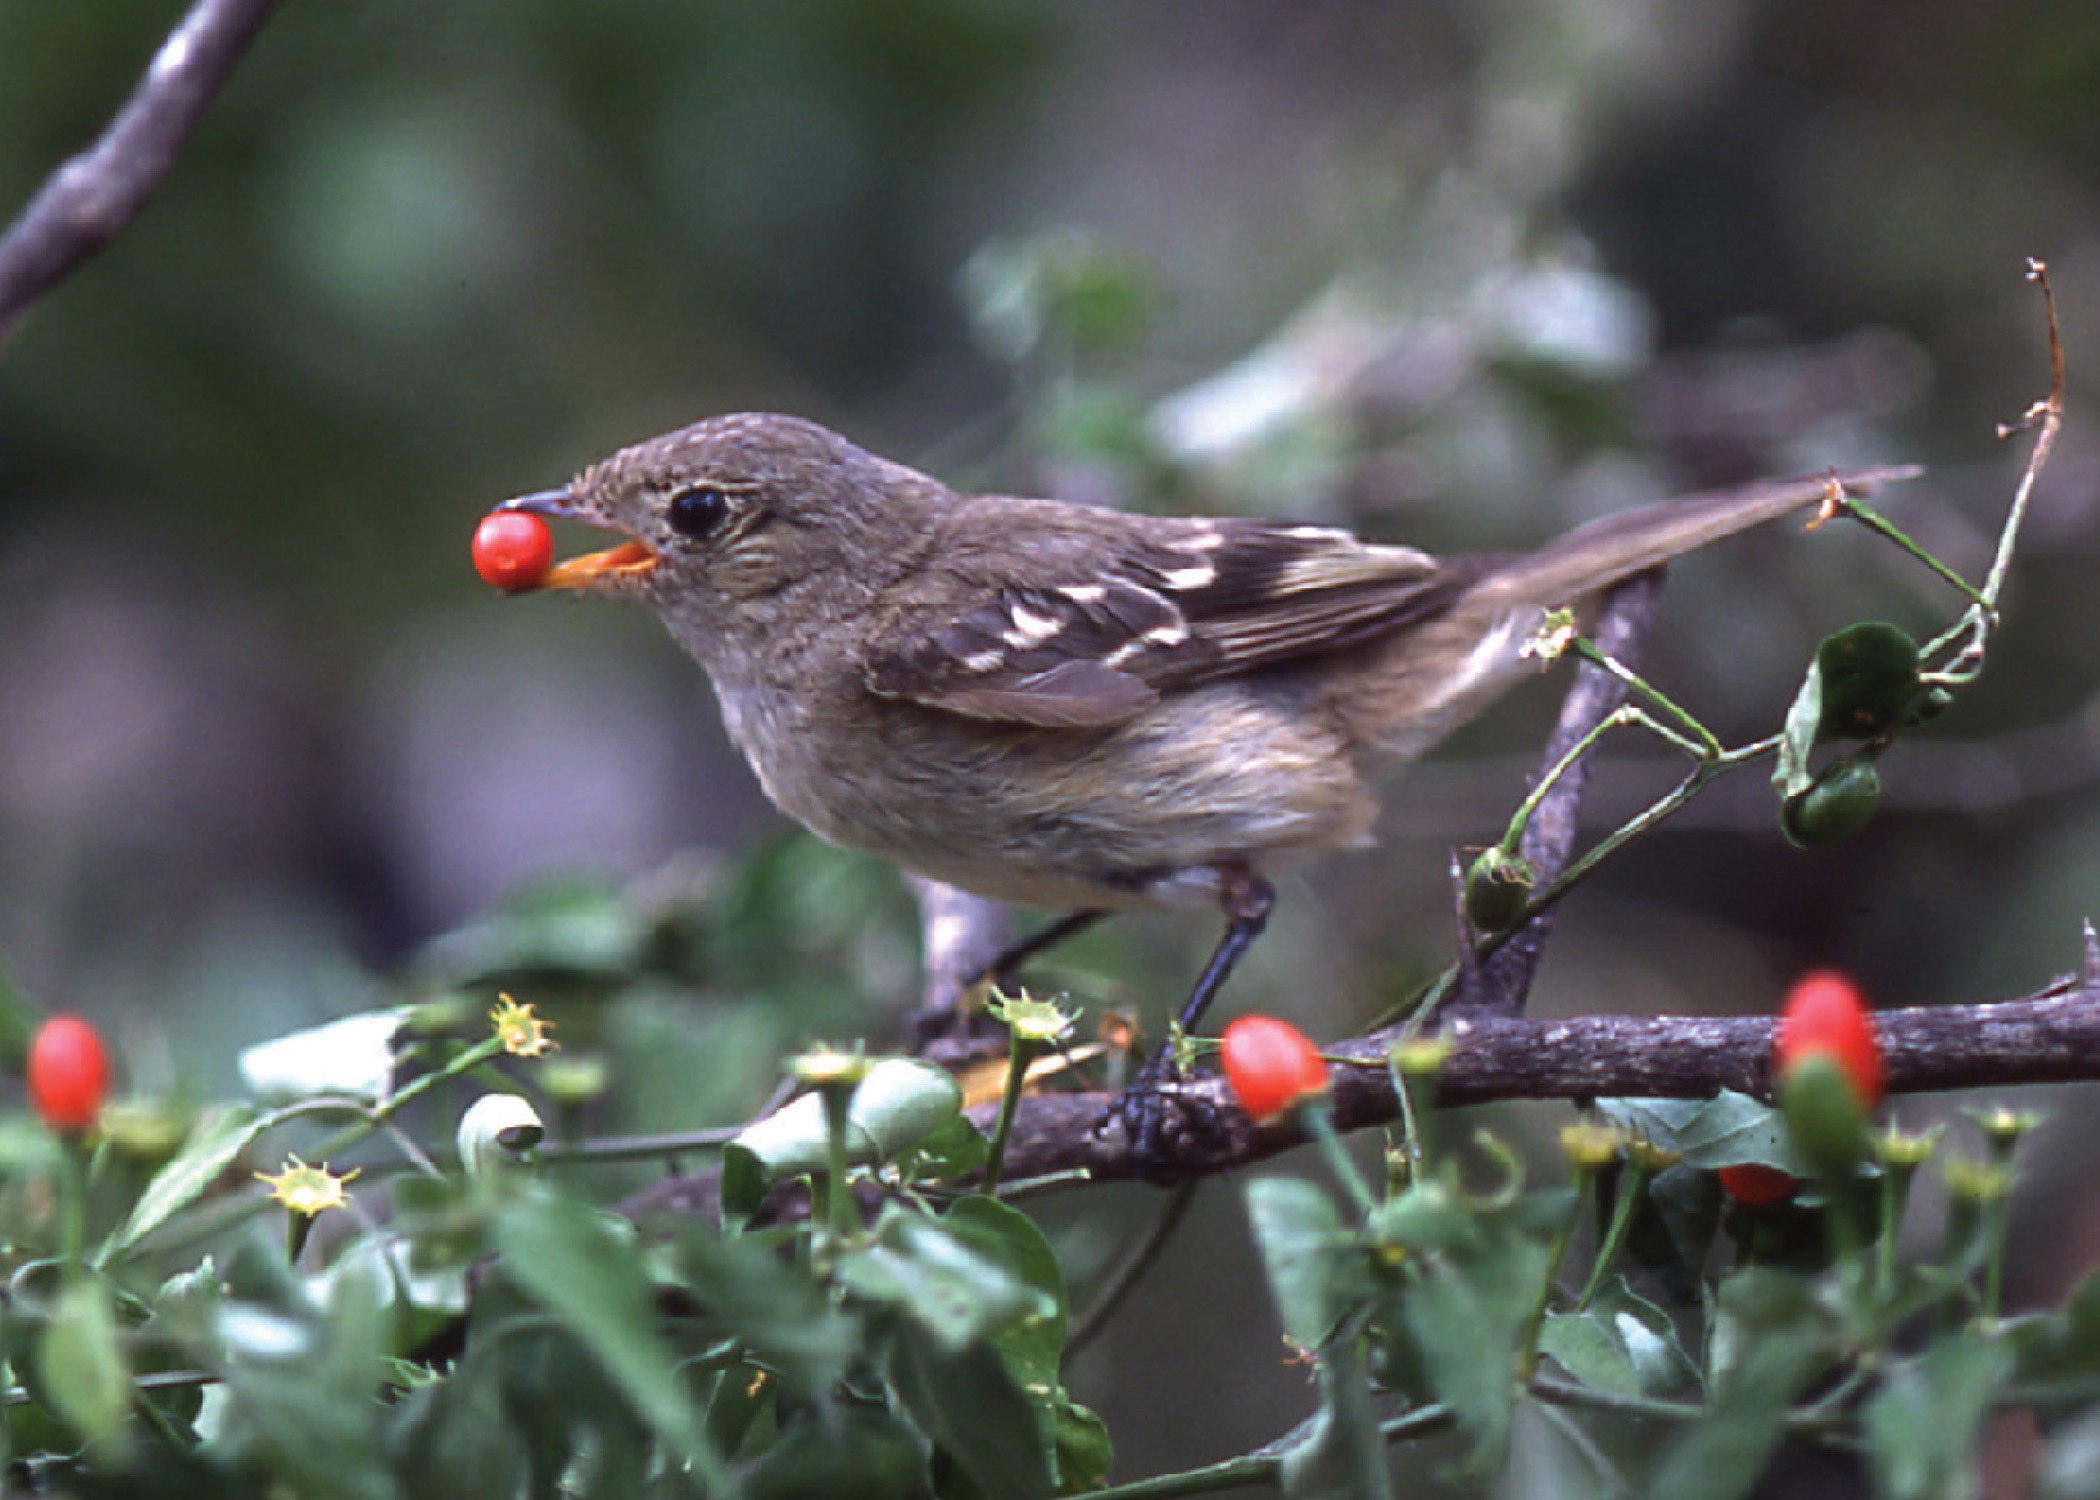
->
[0, 0, 282, 349]
[986, 933, 2100, 1186]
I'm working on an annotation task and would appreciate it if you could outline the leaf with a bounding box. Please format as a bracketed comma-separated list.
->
[39, 1275, 132, 1455]
[1641, 1268, 1834, 1500]
[943, 1196, 1113, 1491]
[98, 1105, 268, 1266]
[837, 1212, 1047, 1354]
[1399, 1217, 1553, 1474]
[237, 1007, 413, 1103]
[1542, 1278, 1699, 1400]
[214, 1252, 396, 1500]
[1280, 1332, 1394, 1500]
[1774, 656, 1824, 801]
[723, 1058, 964, 1216]
[671, 1225, 860, 1397]
[1247, 1176, 1348, 1350]
[943, 1196, 1069, 1384]
[1596, 1092, 1801, 1172]
[1865, 1332, 2010, 1500]
[493, 1190, 728, 1486]
[742, 1408, 928, 1500]
[887, 1324, 1055, 1500]
[2036, 1404, 2100, 1500]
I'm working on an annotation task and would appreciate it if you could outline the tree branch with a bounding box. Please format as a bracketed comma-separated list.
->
[0, 0, 283, 349]
[982, 934, 2100, 1186]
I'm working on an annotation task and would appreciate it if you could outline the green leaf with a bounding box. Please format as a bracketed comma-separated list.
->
[1781, 758, 1883, 848]
[1542, 1278, 1699, 1399]
[1865, 1332, 2010, 1500]
[98, 1105, 268, 1266]
[671, 1225, 860, 1397]
[1247, 1176, 1348, 1350]
[838, 1212, 1047, 1354]
[1642, 1268, 1834, 1500]
[943, 1196, 1069, 1383]
[1598, 1092, 1801, 1173]
[1398, 1217, 1553, 1473]
[943, 1196, 1113, 1491]
[1280, 1332, 1394, 1500]
[887, 1324, 1055, 1500]
[1774, 655, 1825, 800]
[1815, 621, 1922, 739]
[2010, 1265, 2100, 1396]
[493, 1190, 728, 1486]
[387, 1351, 527, 1500]
[214, 1251, 396, 1500]
[40, 1275, 132, 1455]
[724, 1058, 964, 1212]
[743, 1408, 928, 1500]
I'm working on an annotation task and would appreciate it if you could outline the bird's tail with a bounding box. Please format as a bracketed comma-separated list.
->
[1473, 464, 1923, 613]
[1340, 463, 1922, 762]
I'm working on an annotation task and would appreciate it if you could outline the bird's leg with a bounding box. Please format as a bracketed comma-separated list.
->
[1116, 864, 1276, 1175]
[909, 906, 1108, 1054]
[968, 908, 1109, 998]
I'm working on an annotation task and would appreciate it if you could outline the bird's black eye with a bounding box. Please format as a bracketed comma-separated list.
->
[666, 486, 731, 540]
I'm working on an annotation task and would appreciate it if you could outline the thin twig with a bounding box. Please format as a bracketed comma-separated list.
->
[1463, 572, 1661, 1017]
[1067, 1181, 1201, 1356]
[0, 0, 284, 348]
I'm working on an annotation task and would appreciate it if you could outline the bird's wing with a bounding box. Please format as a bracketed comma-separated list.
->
[864, 516, 1456, 728]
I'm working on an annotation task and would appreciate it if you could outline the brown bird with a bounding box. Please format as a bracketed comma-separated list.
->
[494, 412, 1913, 1159]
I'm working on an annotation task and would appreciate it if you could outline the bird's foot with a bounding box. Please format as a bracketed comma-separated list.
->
[1097, 1048, 1202, 1184]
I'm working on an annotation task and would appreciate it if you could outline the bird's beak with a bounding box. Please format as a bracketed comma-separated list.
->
[495, 489, 658, 592]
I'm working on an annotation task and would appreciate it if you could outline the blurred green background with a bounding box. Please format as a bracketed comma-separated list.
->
[5, 0, 2100, 1487]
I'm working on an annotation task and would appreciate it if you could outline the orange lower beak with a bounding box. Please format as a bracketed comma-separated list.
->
[541, 540, 658, 590]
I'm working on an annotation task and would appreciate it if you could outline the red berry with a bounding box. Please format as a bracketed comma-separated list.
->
[1718, 1163, 1798, 1207]
[1775, 970, 1883, 1109]
[1220, 1015, 1329, 1124]
[472, 511, 555, 591]
[28, 1016, 109, 1133]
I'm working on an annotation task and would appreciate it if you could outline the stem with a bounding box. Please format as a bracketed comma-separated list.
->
[1566, 639, 1724, 757]
[1069, 1182, 1200, 1355]
[1518, 1165, 1593, 1378]
[1841, 501, 1993, 614]
[55, 1135, 88, 1269]
[1085, 1403, 1456, 1500]
[1575, 1159, 1653, 1313]
[979, 1038, 1037, 1199]
[817, 1084, 855, 1261]
[1299, 1103, 1377, 1218]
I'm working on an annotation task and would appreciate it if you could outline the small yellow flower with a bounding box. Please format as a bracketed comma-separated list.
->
[256, 1155, 359, 1217]
[788, 1044, 871, 1091]
[490, 994, 556, 1058]
[987, 992, 1078, 1046]
[1559, 1122, 1624, 1171]
[1877, 1124, 1942, 1169]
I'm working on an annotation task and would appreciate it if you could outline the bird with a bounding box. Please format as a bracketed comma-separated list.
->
[491, 412, 1913, 1164]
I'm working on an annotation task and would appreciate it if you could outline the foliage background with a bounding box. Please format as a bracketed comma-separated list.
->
[4, 0, 2100, 1489]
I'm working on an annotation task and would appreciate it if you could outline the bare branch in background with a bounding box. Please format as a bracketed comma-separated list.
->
[0, 0, 283, 349]
[1460, 570, 1661, 1017]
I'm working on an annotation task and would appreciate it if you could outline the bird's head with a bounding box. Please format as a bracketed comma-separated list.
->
[495, 413, 943, 636]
